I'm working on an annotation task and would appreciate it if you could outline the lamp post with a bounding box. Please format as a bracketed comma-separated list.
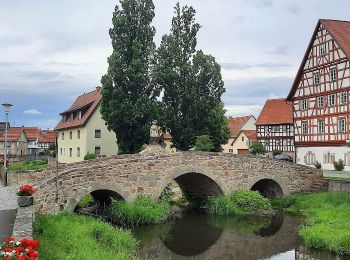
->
[2, 103, 12, 186]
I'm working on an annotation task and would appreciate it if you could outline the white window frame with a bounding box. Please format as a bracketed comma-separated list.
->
[338, 118, 346, 133]
[317, 96, 324, 108]
[328, 94, 335, 107]
[319, 44, 326, 56]
[330, 68, 337, 82]
[301, 122, 308, 135]
[340, 92, 347, 105]
[317, 120, 325, 134]
[95, 146, 101, 155]
[314, 72, 320, 85]
[95, 129, 101, 138]
[301, 99, 307, 111]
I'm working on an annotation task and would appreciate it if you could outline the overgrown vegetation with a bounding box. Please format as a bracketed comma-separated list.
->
[106, 196, 169, 226]
[195, 135, 214, 151]
[208, 189, 272, 216]
[272, 150, 282, 157]
[333, 159, 345, 171]
[84, 152, 97, 160]
[314, 161, 321, 169]
[273, 192, 350, 255]
[34, 212, 138, 260]
[250, 141, 266, 155]
[8, 159, 47, 171]
[76, 194, 95, 209]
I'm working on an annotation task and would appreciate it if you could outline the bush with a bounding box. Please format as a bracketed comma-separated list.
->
[272, 150, 282, 157]
[314, 161, 322, 169]
[208, 189, 272, 216]
[333, 159, 344, 171]
[106, 195, 169, 226]
[195, 135, 214, 151]
[250, 141, 266, 155]
[84, 152, 97, 160]
[76, 194, 95, 209]
[33, 212, 138, 259]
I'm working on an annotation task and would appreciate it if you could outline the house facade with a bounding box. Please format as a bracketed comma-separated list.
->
[222, 115, 256, 153]
[287, 19, 350, 169]
[56, 87, 118, 163]
[38, 130, 56, 152]
[0, 128, 28, 156]
[256, 99, 295, 158]
[229, 130, 257, 154]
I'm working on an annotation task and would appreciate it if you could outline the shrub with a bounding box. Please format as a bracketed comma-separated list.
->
[250, 141, 266, 155]
[106, 196, 169, 226]
[195, 135, 214, 151]
[314, 161, 322, 169]
[333, 159, 344, 171]
[272, 150, 282, 157]
[33, 212, 138, 259]
[208, 196, 242, 215]
[76, 194, 95, 209]
[84, 152, 97, 160]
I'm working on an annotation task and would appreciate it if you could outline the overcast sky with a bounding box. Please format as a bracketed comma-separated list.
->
[0, 0, 349, 129]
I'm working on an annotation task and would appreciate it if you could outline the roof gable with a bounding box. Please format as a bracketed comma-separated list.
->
[256, 99, 293, 125]
[227, 115, 255, 137]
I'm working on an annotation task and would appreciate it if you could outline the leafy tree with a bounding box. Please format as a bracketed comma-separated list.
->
[100, 0, 159, 154]
[195, 135, 214, 151]
[155, 3, 229, 151]
[250, 141, 266, 155]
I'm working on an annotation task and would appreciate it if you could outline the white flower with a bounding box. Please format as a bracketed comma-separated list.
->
[16, 241, 21, 245]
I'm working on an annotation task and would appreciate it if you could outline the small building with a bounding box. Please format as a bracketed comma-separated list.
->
[38, 130, 56, 153]
[222, 115, 256, 153]
[229, 130, 257, 154]
[255, 99, 295, 158]
[22, 127, 40, 155]
[0, 127, 28, 156]
[55, 87, 118, 163]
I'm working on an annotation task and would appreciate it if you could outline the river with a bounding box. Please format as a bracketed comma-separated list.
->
[131, 209, 347, 260]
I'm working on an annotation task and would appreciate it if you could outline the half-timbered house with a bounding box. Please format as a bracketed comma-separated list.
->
[255, 99, 294, 157]
[287, 19, 350, 169]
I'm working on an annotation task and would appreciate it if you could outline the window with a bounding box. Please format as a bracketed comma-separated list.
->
[319, 44, 325, 56]
[77, 147, 80, 157]
[60, 148, 62, 155]
[228, 149, 233, 153]
[62, 132, 64, 140]
[328, 94, 335, 107]
[241, 136, 244, 141]
[340, 92, 347, 105]
[95, 146, 101, 155]
[304, 151, 316, 165]
[330, 68, 337, 82]
[69, 148, 72, 157]
[338, 118, 346, 133]
[95, 129, 101, 138]
[317, 120, 325, 134]
[70, 131, 72, 139]
[77, 130, 80, 139]
[314, 72, 320, 85]
[78, 111, 82, 119]
[301, 122, 308, 135]
[324, 152, 335, 164]
[317, 96, 324, 108]
[301, 99, 307, 111]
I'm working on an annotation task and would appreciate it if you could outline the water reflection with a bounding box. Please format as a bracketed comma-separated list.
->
[132, 210, 347, 260]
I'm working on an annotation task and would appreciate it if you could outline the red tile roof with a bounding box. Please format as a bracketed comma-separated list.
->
[287, 19, 350, 99]
[21, 127, 39, 141]
[0, 128, 27, 142]
[39, 130, 56, 143]
[55, 87, 101, 130]
[228, 115, 254, 137]
[241, 130, 257, 142]
[256, 99, 293, 125]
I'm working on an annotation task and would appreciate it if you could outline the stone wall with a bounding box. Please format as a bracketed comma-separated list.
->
[328, 179, 350, 192]
[30, 151, 321, 214]
[12, 205, 34, 239]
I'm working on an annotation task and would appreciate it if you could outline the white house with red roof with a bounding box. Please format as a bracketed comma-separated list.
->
[256, 99, 295, 158]
[222, 115, 256, 153]
[287, 19, 350, 169]
[55, 87, 118, 163]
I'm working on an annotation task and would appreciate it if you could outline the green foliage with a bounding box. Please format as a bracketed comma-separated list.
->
[195, 135, 214, 151]
[333, 159, 344, 171]
[273, 192, 350, 254]
[76, 194, 95, 209]
[250, 141, 266, 155]
[84, 152, 97, 160]
[272, 150, 282, 157]
[208, 189, 272, 216]
[106, 196, 169, 226]
[8, 159, 47, 171]
[155, 3, 229, 151]
[33, 212, 138, 260]
[314, 161, 322, 169]
[101, 0, 159, 154]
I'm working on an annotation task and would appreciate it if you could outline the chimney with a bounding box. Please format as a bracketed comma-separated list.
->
[96, 86, 101, 92]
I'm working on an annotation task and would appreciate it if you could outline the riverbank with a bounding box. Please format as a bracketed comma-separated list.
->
[33, 212, 139, 260]
[273, 192, 350, 255]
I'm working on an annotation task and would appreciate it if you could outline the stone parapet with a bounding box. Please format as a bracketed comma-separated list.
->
[12, 205, 34, 239]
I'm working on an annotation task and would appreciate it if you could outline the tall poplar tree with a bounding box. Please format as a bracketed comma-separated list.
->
[100, 0, 158, 154]
[155, 3, 229, 151]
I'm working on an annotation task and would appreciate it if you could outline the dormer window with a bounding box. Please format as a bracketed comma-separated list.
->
[78, 111, 82, 119]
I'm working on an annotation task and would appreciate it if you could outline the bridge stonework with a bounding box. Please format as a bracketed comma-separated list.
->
[33, 151, 321, 214]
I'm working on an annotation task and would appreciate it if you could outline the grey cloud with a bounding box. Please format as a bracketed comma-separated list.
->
[266, 45, 290, 55]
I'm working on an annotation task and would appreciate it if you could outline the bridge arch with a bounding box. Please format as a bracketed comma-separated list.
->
[249, 177, 287, 198]
[155, 166, 227, 200]
[66, 182, 129, 212]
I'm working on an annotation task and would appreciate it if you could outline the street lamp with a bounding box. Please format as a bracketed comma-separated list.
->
[2, 103, 13, 186]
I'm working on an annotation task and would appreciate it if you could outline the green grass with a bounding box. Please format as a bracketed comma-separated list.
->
[273, 192, 350, 255]
[323, 177, 350, 181]
[106, 195, 169, 226]
[34, 212, 138, 260]
[208, 189, 273, 216]
[76, 194, 95, 209]
[8, 159, 48, 171]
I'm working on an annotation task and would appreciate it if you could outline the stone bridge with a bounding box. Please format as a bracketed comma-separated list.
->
[32, 151, 321, 214]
